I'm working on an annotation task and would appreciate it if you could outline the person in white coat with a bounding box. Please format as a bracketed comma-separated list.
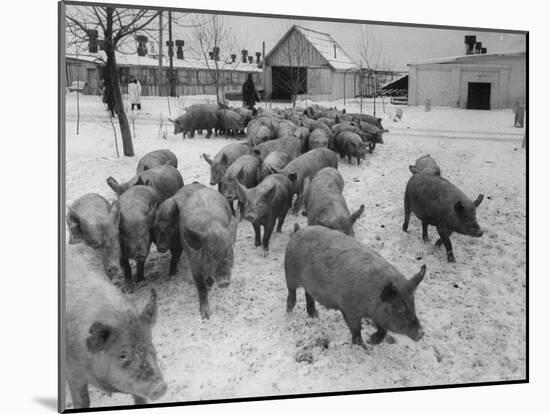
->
[128, 78, 142, 112]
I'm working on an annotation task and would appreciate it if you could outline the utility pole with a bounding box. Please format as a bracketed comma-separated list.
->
[158, 11, 163, 96]
[168, 11, 175, 97]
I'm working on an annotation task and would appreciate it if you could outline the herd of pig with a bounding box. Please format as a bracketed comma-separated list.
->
[64, 103, 485, 409]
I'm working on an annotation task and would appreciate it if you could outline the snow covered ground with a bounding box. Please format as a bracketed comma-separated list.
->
[64, 94, 526, 409]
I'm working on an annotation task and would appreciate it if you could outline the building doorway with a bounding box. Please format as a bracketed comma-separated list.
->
[467, 82, 491, 110]
[271, 66, 307, 100]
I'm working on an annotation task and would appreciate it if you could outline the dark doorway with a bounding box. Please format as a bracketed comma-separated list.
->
[271, 66, 307, 100]
[467, 82, 491, 110]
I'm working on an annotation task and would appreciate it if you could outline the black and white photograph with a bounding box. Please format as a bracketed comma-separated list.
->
[59, 0, 527, 411]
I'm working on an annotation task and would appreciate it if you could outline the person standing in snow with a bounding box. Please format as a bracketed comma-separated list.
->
[242, 73, 260, 110]
[128, 78, 142, 113]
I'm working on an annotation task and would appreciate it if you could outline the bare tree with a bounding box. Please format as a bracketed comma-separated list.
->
[358, 26, 386, 116]
[193, 15, 240, 105]
[66, 5, 160, 156]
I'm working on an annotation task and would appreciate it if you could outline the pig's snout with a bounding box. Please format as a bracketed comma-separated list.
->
[412, 327, 425, 342]
[474, 229, 484, 238]
[156, 244, 168, 254]
[148, 379, 167, 401]
[217, 277, 231, 288]
[210, 181, 216, 186]
[245, 213, 256, 222]
[106, 265, 120, 277]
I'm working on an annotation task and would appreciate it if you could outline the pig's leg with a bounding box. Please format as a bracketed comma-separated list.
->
[368, 324, 388, 345]
[133, 395, 147, 405]
[136, 257, 146, 284]
[286, 288, 296, 313]
[68, 380, 90, 409]
[262, 220, 275, 252]
[238, 201, 245, 218]
[253, 222, 262, 247]
[305, 292, 318, 318]
[293, 191, 304, 215]
[402, 193, 411, 232]
[120, 256, 135, 293]
[348, 155, 352, 164]
[276, 205, 289, 233]
[341, 311, 365, 348]
[169, 245, 182, 276]
[422, 222, 429, 242]
[192, 271, 211, 319]
[357, 157, 361, 165]
[436, 227, 455, 262]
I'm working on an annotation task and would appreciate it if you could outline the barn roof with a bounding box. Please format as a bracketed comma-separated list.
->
[408, 50, 526, 66]
[265, 25, 358, 71]
[66, 51, 262, 72]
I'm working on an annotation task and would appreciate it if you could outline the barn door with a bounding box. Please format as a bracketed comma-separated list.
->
[467, 82, 491, 110]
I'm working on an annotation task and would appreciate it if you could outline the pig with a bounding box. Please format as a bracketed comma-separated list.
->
[169, 104, 219, 138]
[358, 121, 386, 144]
[219, 155, 260, 215]
[308, 128, 332, 150]
[271, 148, 339, 214]
[293, 126, 311, 153]
[285, 225, 426, 347]
[107, 165, 184, 203]
[403, 172, 484, 262]
[342, 113, 385, 130]
[307, 120, 333, 137]
[256, 150, 291, 182]
[203, 142, 251, 188]
[66, 193, 122, 281]
[333, 131, 368, 165]
[246, 116, 279, 145]
[65, 265, 166, 409]
[136, 149, 178, 173]
[317, 117, 337, 127]
[236, 173, 295, 252]
[216, 109, 245, 138]
[172, 183, 238, 319]
[254, 136, 302, 161]
[303, 168, 364, 236]
[152, 197, 183, 277]
[274, 119, 298, 138]
[118, 185, 160, 291]
[409, 154, 441, 176]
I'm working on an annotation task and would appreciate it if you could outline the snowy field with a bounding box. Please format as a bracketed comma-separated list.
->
[64, 94, 526, 409]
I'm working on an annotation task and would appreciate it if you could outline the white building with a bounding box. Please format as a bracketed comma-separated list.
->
[407, 51, 526, 109]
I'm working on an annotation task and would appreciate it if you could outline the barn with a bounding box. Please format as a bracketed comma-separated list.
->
[407, 50, 526, 109]
[65, 51, 262, 97]
[263, 25, 359, 102]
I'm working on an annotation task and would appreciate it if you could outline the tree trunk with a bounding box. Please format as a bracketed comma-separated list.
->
[106, 49, 134, 156]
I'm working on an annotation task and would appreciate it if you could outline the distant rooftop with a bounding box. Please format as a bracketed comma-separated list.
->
[66, 51, 262, 72]
[408, 50, 526, 66]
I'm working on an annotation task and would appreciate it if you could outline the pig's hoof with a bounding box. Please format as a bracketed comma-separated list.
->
[402, 224, 408, 232]
[200, 307, 212, 320]
[261, 249, 269, 258]
[386, 335, 396, 344]
[447, 254, 456, 263]
[434, 239, 443, 248]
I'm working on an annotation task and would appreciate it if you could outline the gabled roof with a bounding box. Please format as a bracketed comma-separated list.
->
[265, 25, 358, 71]
[66, 51, 262, 72]
[408, 50, 526, 66]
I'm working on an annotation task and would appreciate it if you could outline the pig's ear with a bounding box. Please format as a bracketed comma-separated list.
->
[454, 201, 465, 215]
[474, 194, 484, 207]
[303, 176, 311, 197]
[86, 322, 114, 353]
[141, 289, 158, 325]
[106, 177, 122, 194]
[235, 181, 248, 203]
[109, 200, 121, 227]
[287, 173, 298, 182]
[220, 153, 229, 165]
[380, 282, 398, 302]
[167, 199, 180, 222]
[236, 167, 245, 183]
[203, 154, 213, 165]
[409, 264, 426, 291]
[409, 165, 417, 174]
[66, 208, 84, 244]
[252, 149, 263, 161]
[183, 228, 203, 250]
[135, 176, 145, 186]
